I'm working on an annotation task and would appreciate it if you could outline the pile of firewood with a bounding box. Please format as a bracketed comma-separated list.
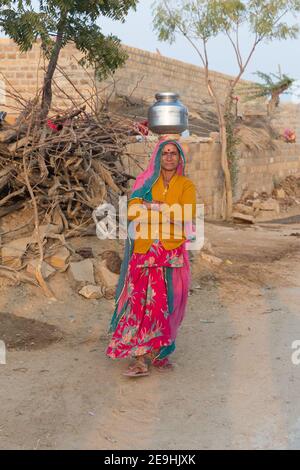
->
[0, 88, 144, 298]
[0, 104, 137, 234]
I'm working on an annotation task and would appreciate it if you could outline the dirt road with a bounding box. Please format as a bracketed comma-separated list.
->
[1, 221, 300, 449]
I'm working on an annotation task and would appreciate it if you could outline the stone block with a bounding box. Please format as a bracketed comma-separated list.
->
[69, 259, 95, 285]
[79, 285, 105, 299]
[45, 247, 70, 272]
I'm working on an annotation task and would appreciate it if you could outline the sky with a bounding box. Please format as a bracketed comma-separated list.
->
[2, 0, 300, 99]
[99, 1, 300, 101]
[100, 2, 300, 80]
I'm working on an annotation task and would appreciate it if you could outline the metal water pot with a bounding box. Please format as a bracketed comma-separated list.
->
[148, 92, 188, 135]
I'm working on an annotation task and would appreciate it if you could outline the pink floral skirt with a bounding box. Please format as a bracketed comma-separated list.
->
[106, 240, 184, 359]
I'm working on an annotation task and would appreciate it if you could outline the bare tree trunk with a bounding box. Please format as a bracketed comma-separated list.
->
[218, 109, 233, 219]
[40, 24, 65, 121]
[205, 71, 233, 219]
[267, 92, 281, 115]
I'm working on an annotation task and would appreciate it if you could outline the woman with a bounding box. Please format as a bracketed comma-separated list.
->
[106, 138, 196, 377]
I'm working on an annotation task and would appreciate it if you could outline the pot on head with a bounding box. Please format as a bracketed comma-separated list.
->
[148, 92, 188, 135]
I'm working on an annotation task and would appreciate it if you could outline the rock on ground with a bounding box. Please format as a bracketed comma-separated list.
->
[69, 259, 95, 285]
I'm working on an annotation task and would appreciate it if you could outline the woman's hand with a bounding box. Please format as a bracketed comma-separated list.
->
[142, 200, 151, 209]
[142, 200, 162, 211]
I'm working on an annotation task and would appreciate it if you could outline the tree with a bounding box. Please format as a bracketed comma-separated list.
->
[152, 0, 300, 218]
[244, 70, 296, 114]
[0, 0, 138, 119]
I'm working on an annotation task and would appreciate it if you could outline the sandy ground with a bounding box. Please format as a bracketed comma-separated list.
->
[1, 219, 300, 450]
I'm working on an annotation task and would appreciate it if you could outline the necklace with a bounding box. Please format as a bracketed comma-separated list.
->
[162, 180, 170, 196]
[162, 174, 174, 196]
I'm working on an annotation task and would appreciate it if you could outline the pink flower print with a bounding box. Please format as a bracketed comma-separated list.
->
[148, 256, 156, 266]
[105, 239, 186, 361]
[127, 281, 134, 295]
[109, 339, 117, 349]
[146, 282, 156, 306]
[123, 330, 133, 344]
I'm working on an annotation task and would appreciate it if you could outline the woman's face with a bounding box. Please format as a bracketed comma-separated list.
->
[160, 143, 180, 171]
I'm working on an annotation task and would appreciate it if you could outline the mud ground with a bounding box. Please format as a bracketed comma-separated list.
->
[1, 220, 300, 449]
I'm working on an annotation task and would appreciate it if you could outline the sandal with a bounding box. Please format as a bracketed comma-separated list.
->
[123, 360, 149, 378]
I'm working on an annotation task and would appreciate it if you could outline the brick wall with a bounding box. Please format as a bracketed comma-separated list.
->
[100, 45, 237, 109]
[271, 103, 300, 139]
[190, 137, 300, 217]
[125, 135, 300, 219]
[0, 39, 95, 115]
[125, 138, 224, 218]
[1, 38, 299, 219]
[0, 38, 242, 116]
[237, 141, 300, 198]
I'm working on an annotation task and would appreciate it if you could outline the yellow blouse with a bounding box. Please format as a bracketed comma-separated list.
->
[127, 173, 196, 253]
